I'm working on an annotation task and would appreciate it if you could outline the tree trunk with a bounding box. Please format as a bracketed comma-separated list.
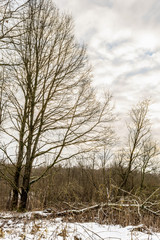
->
[11, 189, 19, 210]
[11, 98, 28, 210]
[10, 165, 22, 210]
[19, 187, 29, 211]
[19, 162, 32, 211]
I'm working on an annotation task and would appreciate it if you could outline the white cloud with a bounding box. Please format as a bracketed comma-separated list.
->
[54, 0, 160, 142]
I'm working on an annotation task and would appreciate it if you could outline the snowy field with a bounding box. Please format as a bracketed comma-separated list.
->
[0, 211, 160, 240]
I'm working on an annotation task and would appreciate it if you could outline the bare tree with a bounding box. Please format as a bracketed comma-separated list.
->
[139, 139, 159, 191]
[117, 100, 151, 189]
[0, 0, 114, 211]
[98, 147, 113, 185]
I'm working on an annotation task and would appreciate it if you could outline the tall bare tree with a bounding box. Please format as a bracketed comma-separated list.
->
[0, 0, 114, 210]
[0, 0, 30, 209]
[117, 100, 151, 189]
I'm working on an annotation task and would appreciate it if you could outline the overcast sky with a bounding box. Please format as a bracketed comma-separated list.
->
[54, 0, 160, 141]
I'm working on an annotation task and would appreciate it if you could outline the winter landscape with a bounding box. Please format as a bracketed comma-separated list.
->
[0, 211, 160, 240]
[0, 0, 160, 239]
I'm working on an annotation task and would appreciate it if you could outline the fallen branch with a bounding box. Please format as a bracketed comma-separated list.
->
[55, 204, 103, 216]
[54, 201, 160, 217]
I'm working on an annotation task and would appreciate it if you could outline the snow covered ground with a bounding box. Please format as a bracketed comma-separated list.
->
[0, 211, 159, 240]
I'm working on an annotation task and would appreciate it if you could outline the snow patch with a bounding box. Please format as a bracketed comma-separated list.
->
[0, 211, 159, 239]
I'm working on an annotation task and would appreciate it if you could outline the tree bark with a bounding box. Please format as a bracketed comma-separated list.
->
[19, 162, 32, 211]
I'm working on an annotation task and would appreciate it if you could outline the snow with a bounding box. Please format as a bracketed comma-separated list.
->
[0, 211, 159, 239]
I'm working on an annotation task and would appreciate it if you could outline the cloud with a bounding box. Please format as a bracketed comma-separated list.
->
[54, 0, 160, 141]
